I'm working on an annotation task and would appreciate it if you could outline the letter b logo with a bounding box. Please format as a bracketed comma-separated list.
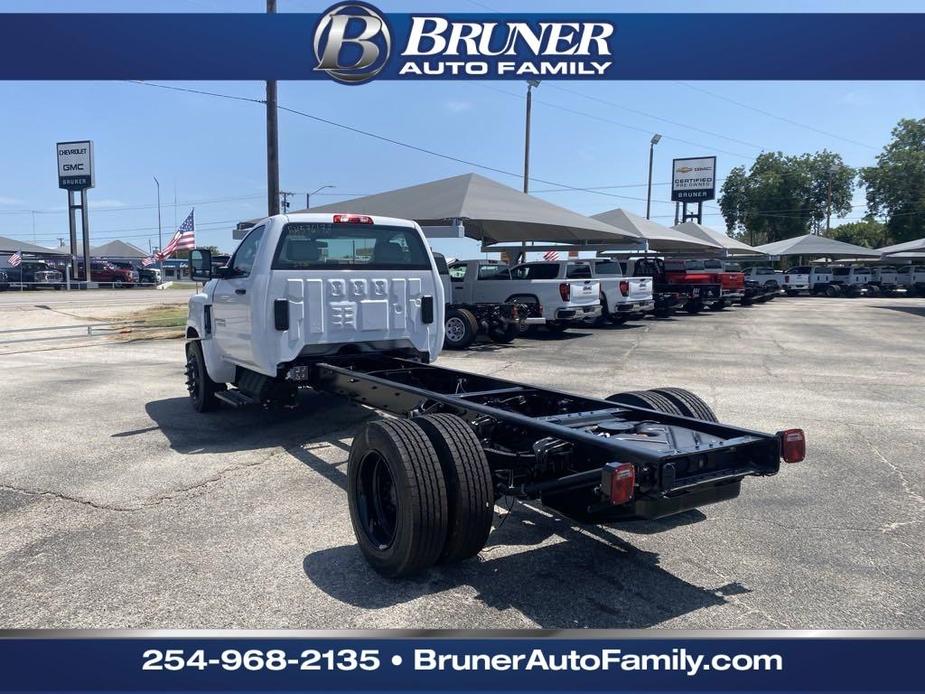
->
[314, 2, 391, 84]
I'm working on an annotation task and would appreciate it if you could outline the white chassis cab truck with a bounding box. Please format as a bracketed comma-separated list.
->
[896, 265, 925, 295]
[183, 212, 806, 578]
[446, 259, 601, 333]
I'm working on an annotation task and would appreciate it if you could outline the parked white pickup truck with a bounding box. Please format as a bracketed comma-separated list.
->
[782, 266, 834, 295]
[829, 266, 872, 296]
[447, 259, 601, 333]
[582, 258, 654, 324]
[743, 266, 783, 288]
[869, 265, 900, 294]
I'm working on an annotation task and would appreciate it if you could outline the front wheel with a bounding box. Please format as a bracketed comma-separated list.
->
[709, 300, 727, 311]
[185, 341, 221, 412]
[546, 322, 568, 335]
[444, 308, 478, 350]
[606, 313, 629, 325]
[685, 302, 702, 314]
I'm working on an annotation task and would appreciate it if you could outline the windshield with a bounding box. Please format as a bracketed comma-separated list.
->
[272, 223, 431, 270]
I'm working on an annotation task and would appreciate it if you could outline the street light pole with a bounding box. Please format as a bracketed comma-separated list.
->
[646, 133, 662, 220]
[154, 176, 162, 280]
[266, 0, 280, 217]
[307, 185, 335, 210]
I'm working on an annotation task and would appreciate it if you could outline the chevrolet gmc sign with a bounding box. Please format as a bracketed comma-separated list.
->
[671, 156, 716, 203]
[57, 140, 94, 191]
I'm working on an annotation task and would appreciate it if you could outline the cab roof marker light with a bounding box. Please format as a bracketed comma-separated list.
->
[333, 214, 373, 224]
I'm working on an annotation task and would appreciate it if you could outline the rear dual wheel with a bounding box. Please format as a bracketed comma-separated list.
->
[606, 387, 718, 422]
[347, 415, 493, 578]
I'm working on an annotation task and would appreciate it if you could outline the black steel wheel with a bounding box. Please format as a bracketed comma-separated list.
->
[650, 387, 718, 422]
[185, 341, 220, 412]
[685, 302, 702, 314]
[488, 322, 519, 344]
[347, 418, 448, 578]
[413, 414, 494, 564]
[825, 285, 840, 297]
[605, 390, 685, 416]
[709, 300, 727, 311]
[444, 308, 478, 350]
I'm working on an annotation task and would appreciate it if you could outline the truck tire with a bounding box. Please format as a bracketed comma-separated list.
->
[650, 387, 718, 422]
[413, 414, 494, 564]
[709, 300, 727, 311]
[684, 301, 702, 314]
[546, 322, 568, 335]
[825, 285, 840, 297]
[785, 290, 799, 297]
[606, 313, 629, 325]
[605, 390, 685, 416]
[347, 418, 448, 578]
[185, 341, 221, 412]
[444, 308, 478, 350]
[488, 322, 519, 344]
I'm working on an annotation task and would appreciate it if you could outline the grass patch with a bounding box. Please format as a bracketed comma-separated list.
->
[112, 304, 187, 341]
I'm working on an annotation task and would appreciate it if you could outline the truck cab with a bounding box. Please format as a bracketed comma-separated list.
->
[185, 213, 444, 409]
[896, 265, 925, 294]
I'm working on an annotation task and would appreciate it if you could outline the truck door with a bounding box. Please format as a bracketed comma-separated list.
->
[473, 262, 511, 303]
[447, 262, 472, 304]
[212, 224, 265, 367]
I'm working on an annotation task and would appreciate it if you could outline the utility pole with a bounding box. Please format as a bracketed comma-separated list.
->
[266, 0, 280, 216]
[825, 173, 833, 234]
[280, 191, 294, 212]
[646, 134, 661, 220]
[521, 80, 540, 262]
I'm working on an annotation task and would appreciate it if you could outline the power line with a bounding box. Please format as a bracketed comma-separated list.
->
[477, 83, 752, 161]
[675, 82, 879, 151]
[545, 83, 766, 151]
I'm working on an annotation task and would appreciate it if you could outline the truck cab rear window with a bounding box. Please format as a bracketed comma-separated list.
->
[272, 223, 431, 270]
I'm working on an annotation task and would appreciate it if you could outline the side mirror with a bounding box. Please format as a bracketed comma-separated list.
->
[189, 248, 213, 282]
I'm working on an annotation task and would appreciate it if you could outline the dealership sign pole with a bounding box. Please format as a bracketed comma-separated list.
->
[56, 140, 94, 285]
[671, 156, 716, 225]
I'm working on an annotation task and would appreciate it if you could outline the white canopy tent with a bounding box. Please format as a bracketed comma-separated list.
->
[591, 209, 722, 253]
[671, 222, 766, 256]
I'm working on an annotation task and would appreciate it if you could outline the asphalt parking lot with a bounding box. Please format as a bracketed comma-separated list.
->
[0, 291, 923, 629]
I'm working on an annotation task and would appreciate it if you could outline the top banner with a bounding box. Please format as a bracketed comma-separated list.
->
[0, 9, 923, 82]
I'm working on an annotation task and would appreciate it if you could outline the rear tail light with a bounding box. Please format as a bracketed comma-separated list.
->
[778, 429, 806, 463]
[333, 214, 373, 224]
[619, 280, 630, 296]
[602, 462, 635, 505]
[559, 282, 570, 301]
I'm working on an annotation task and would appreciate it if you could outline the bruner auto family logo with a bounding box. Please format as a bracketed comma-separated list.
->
[312, 2, 615, 84]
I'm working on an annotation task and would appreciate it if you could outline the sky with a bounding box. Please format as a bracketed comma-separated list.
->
[0, 0, 923, 260]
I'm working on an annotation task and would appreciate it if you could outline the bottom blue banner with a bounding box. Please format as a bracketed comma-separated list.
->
[0, 633, 922, 692]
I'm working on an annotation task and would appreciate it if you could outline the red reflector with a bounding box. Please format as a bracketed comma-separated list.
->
[779, 428, 806, 463]
[619, 279, 630, 296]
[559, 282, 570, 301]
[333, 214, 373, 224]
[603, 462, 635, 505]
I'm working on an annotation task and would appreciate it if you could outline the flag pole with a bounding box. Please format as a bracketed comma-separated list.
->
[19, 249, 23, 292]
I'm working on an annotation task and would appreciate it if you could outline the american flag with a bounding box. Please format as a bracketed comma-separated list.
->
[7, 250, 22, 267]
[543, 250, 559, 261]
[157, 209, 196, 259]
[141, 255, 158, 267]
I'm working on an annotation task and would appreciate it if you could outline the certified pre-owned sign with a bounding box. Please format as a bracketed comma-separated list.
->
[671, 156, 716, 203]
[57, 140, 94, 191]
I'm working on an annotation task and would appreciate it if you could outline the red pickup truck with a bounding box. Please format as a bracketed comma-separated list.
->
[663, 259, 745, 311]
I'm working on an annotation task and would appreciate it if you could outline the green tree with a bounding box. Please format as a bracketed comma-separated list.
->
[719, 151, 855, 244]
[826, 219, 886, 248]
[859, 118, 925, 244]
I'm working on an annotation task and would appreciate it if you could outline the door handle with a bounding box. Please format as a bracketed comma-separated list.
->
[235, 288, 247, 295]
